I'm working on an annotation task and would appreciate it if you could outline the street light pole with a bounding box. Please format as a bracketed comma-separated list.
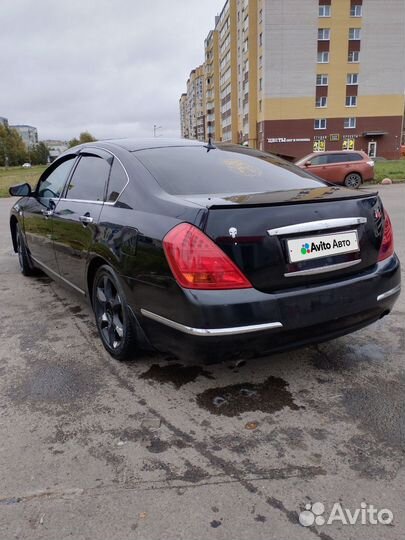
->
[153, 125, 162, 137]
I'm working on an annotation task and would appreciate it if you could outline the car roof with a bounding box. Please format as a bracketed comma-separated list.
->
[309, 150, 365, 155]
[83, 138, 205, 152]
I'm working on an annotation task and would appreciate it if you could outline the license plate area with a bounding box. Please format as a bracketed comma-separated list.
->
[287, 231, 359, 263]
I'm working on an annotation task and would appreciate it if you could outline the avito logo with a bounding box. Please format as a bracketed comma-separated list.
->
[301, 238, 352, 255]
[301, 242, 311, 255]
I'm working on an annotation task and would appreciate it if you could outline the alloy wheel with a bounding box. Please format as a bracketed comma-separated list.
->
[345, 173, 361, 189]
[94, 274, 125, 350]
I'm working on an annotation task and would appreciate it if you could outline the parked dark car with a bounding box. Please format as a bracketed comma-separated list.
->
[9, 139, 400, 363]
[295, 150, 374, 188]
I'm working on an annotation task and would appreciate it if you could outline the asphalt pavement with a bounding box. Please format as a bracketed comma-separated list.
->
[0, 185, 404, 540]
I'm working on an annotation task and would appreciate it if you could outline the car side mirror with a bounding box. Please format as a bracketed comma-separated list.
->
[304, 160, 312, 167]
[9, 183, 32, 197]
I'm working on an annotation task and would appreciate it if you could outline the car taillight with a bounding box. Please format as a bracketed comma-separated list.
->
[378, 211, 394, 261]
[367, 160, 375, 167]
[163, 223, 252, 290]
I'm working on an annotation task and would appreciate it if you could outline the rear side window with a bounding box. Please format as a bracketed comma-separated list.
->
[106, 158, 127, 202]
[347, 153, 363, 162]
[66, 155, 111, 201]
[325, 154, 347, 164]
[326, 153, 363, 164]
[134, 146, 324, 195]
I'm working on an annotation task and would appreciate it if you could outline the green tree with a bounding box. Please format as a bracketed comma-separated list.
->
[0, 125, 28, 166]
[68, 137, 80, 148]
[79, 131, 96, 143]
[68, 131, 97, 148]
[30, 142, 50, 165]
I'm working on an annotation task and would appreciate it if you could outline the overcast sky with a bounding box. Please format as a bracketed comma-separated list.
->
[0, 0, 224, 141]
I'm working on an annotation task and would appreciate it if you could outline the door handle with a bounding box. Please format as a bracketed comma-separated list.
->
[41, 209, 54, 218]
[79, 214, 94, 225]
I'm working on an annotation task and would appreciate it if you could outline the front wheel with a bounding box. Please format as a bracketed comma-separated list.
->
[344, 172, 362, 189]
[16, 223, 35, 276]
[92, 265, 137, 360]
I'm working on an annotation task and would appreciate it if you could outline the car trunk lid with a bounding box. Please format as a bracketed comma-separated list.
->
[200, 188, 384, 293]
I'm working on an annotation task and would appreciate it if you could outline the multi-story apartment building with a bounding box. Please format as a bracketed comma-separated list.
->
[10, 124, 38, 149]
[204, 27, 221, 140]
[42, 139, 68, 162]
[179, 65, 206, 141]
[179, 93, 189, 138]
[181, 0, 405, 159]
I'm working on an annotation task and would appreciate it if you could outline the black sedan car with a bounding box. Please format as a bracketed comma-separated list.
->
[9, 139, 400, 363]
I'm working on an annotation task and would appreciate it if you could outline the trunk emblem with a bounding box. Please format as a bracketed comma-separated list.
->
[229, 227, 238, 238]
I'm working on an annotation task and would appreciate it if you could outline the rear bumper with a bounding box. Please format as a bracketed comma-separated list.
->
[138, 254, 401, 363]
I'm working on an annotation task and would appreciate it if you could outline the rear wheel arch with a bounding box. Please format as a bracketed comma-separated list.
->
[87, 256, 109, 305]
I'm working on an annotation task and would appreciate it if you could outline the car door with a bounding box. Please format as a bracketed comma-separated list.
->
[23, 156, 77, 272]
[321, 153, 350, 183]
[52, 149, 112, 292]
[305, 154, 329, 179]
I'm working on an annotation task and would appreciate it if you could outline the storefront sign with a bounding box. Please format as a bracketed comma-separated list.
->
[267, 137, 311, 143]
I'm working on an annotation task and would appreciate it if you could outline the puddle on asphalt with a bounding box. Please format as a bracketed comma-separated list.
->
[196, 376, 302, 416]
[342, 373, 405, 449]
[139, 363, 215, 389]
[10, 363, 99, 407]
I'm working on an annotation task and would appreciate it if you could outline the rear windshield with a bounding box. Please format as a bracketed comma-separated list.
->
[133, 146, 325, 195]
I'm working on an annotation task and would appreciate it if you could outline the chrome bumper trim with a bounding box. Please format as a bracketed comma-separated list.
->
[140, 309, 283, 337]
[377, 284, 401, 302]
[267, 217, 367, 237]
[285, 259, 361, 277]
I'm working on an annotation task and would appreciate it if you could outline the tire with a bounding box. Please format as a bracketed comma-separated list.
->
[92, 265, 137, 361]
[15, 223, 35, 276]
[344, 172, 362, 189]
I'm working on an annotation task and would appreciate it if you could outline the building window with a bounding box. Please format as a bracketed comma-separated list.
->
[347, 73, 359, 84]
[346, 95, 358, 107]
[350, 4, 362, 17]
[319, 4, 331, 17]
[316, 74, 329, 86]
[318, 28, 330, 40]
[259, 32, 263, 46]
[259, 55, 263, 68]
[344, 117, 356, 129]
[316, 96, 328, 108]
[317, 51, 329, 63]
[259, 99, 262, 112]
[259, 77, 262, 91]
[314, 118, 327, 130]
[349, 28, 361, 40]
[348, 51, 360, 63]
[259, 9, 263, 22]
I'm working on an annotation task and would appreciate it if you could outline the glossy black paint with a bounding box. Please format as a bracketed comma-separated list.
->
[9, 138, 401, 363]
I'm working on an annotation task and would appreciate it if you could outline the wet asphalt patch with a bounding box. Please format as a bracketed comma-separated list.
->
[196, 376, 302, 416]
[342, 373, 405, 449]
[139, 363, 215, 389]
[9, 360, 100, 410]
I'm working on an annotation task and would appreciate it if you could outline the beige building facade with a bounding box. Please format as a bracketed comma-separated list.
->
[179, 65, 206, 141]
[181, 0, 405, 159]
